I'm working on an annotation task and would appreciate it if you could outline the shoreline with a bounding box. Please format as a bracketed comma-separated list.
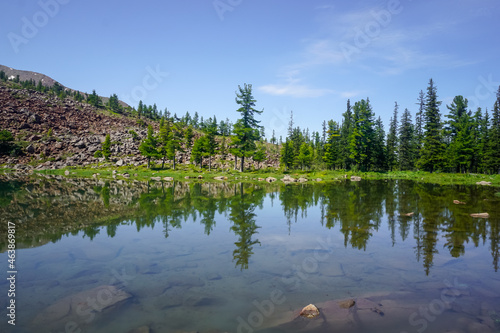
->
[1, 167, 499, 187]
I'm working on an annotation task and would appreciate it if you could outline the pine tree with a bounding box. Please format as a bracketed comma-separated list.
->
[102, 133, 112, 161]
[349, 99, 375, 171]
[158, 117, 171, 169]
[373, 116, 387, 171]
[191, 136, 207, 168]
[323, 120, 341, 170]
[486, 86, 500, 174]
[339, 100, 353, 169]
[280, 139, 294, 171]
[139, 125, 160, 168]
[415, 90, 425, 160]
[417, 79, 445, 172]
[184, 125, 194, 147]
[445, 96, 473, 173]
[204, 120, 218, 171]
[386, 102, 399, 171]
[253, 146, 266, 169]
[232, 83, 263, 172]
[297, 142, 313, 170]
[398, 108, 415, 171]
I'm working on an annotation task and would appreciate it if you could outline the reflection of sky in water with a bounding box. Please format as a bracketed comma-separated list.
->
[0, 181, 499, 333]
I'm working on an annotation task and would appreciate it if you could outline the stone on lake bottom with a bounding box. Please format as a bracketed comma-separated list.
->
[300, 304, 320, 318]
[338, 299, 356, 309]
[470, 213, 489, 218]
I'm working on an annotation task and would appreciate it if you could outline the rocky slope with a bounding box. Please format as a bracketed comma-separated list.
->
[0, 83, 280, 170]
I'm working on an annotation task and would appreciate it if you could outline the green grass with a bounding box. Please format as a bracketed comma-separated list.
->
[19, 166, 499, 186]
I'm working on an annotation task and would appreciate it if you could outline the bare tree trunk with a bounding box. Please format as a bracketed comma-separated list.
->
[240, 155, 244, 172]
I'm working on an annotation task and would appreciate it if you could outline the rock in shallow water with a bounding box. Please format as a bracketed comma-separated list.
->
[300, 304, 320, 318]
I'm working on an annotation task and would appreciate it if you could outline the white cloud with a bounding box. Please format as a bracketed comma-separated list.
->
[258, 83, 334, 98]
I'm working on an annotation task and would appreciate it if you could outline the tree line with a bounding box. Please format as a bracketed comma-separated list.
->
[2, 71, 500, 174]
[281, 79, 500, 174]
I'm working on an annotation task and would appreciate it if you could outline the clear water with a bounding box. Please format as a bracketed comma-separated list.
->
[1, 177, 500, 333]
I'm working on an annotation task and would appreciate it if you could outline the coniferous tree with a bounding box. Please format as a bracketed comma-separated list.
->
[102, 134, 112, 161]
[232, 83, 263, 172]
[323, 120, 341, 170]
[445, 96, 473, 173]
[280, 139, 294, 171]
[415, 90, 425, 160]
[139, 125, 160, 168]
[158, 117, 171, 169]
[386, 102, 399, 171]
[398, 108, 415, 171]
[253, 146, 266, 169]
[297, 142, 313, 170]
[339, 100, 353, 169]
[191, 136, 207, 168]
[484, 88, 500, 173]
[349, 99, 375, 171]
[417, 79, 445, 172]
[373, 116, 387, 171]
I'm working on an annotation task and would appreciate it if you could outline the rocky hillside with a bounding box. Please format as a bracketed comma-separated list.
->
[0, 84, 150, 170]
[0, 83, 280, 171]
[0, 64, 60, 88]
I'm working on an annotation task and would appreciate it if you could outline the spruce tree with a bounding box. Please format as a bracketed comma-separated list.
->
[349, 99, 375, 171]
[323, 120, 341, 170]
[373, 116, 387, 171]
[398, 108, 415, 171]
[339, 100, 353, 169]
[232, 84, 263, 172]
[486, 87, 500, 174]
[139, 125, 160, 168]
[386, 102, 399, 171]
[415, 90, 425, 160]
[417, 79, 445, 172]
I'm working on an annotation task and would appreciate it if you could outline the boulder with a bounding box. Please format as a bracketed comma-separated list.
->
[453, 200, 466, 205]
[351, 176, 362, 181]
[116, 159, 124, 167]
[338, 299, 356, 309]
[300, 304, 320, 318]
[298, 177, 308, 183]
[470, 213, 490, 218]
[400, 212, 414, 217]
[266, 177, 277, 183]
[32, 285, 131, 331]
[476, 181, 492, 186]
[150, 177, 162, 181]
[26, 144, 35, 154]
[163, 177, 174, 181]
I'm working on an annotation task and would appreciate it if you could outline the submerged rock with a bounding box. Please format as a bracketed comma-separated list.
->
[32, 285, 132, 331]
[470, 213, 490, 218]
[127, 326, 150, 333]
[338, 299, 356, 309]
[300, 304, 320, 318]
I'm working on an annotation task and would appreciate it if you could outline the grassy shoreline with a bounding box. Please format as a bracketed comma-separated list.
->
[2, 166, 499, 186]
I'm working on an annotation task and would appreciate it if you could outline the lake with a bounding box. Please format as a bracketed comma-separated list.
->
[1, 176, 499, 333]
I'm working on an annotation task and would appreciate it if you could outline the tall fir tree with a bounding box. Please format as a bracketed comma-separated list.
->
[323, 120, 341, 170]
[417, 79, 445, 172]
[415, 90, 425, 160]
[349, 99, 375, 171]
[232, 84, 263, 172]
[398, 108, 415, 171]
[485, 86, 500, 173]
[373, 116, 387, 171]
[339, 99, 353, 170]
[386, 102, 399, 171]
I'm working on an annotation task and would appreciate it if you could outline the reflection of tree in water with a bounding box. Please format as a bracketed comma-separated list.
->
[321, 181, 384, 251]
[2, 177, 499, 274]
[229, 183, 263, 270]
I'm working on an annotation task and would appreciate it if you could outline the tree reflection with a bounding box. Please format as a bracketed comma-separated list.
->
[1, 177, 499, 274]
[229, 183, 263, 270]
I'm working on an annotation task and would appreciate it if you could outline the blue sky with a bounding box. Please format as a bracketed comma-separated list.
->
[1, 0, 499, 139]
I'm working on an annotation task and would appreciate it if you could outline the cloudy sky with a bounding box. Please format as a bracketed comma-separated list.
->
[1, 0, 499, 139]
